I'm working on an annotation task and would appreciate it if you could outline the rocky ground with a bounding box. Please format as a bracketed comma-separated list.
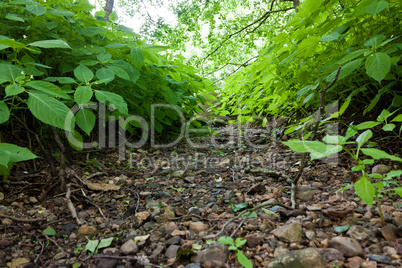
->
[0, 124, 401, 268]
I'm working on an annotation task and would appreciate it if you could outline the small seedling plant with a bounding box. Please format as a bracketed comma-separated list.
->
[217, 236, 252, 268]
[283, 110, 402, 224]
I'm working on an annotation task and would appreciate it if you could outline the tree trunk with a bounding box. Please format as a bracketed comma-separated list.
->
[104, 0, 115, 22]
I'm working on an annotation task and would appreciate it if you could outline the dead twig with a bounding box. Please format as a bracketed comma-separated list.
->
[44, 233, 68, 256]
[65, 183, 81, 225]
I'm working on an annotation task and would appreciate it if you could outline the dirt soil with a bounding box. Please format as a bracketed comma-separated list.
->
[0, 123, 401, 268]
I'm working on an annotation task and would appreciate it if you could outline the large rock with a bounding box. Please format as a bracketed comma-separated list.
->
[329, 237, 363, 257]
[191, 242, 229, 267]
[268, 248, 325, 268]
[157, 206, 175, 223]
[272, 221, 303, 243]
[347, 225, 371, 241]
[315, 248, 345, 263]
[380, 224, 397, 241]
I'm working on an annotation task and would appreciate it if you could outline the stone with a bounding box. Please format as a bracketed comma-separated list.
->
[383, 246, 400, 260]
[172, 170, 185, 178]
[347, 225, 371, 241]
[315, 248, 345, 263]
[372, 164, 392, 174]
[245, 234, 263, 248]
[166, 245, 180, 259]
[274, 246, 289, 257]
[150, 244, 164, 261]
[189, 222, 209, 233]
[297, 190, 317, 201]
[329, 237, 363, 257]
[77, 224, 98, 239]
[7, 257, 30, 268]
[380, 224, 397, 241]
[184, 177, 195, 183]
[29, 196, 38, 203]
[272, 221, 303, 243]
[268, 248, 325, 268]
[133, 211, 150, 227]
[345, 256, 364, 268]
[166, 236, 181, 246]
[191, 243, 229, 267]
[247, 183, 266, 195]
[305, 230, 316, 241]
[171, 229, 189, 236]
[157, 206, 175, 223]
[120, 239, 138, 255]
[160, 222, 178, 236]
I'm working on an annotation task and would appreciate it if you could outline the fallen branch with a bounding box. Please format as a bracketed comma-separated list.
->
[65, 183, 81, 225]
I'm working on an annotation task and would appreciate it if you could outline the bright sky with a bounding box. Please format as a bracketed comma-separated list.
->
[89, 0, 177, 33]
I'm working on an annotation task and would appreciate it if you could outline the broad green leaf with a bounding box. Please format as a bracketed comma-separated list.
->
[97, 237, 114, 249]
[394, 187, 402, 198]
[107, 66, 130, 81]
[361, 148, 402, 162]
[164, 88, 178, 105]
[169, 71, 182, 81]
[235, 238, 247, 248]
[58, 77, 77, 84]
[25, 81, 70, 99]
[261, 208, 280, 218]
[377, 109, 391, 122]
[382, 123, 395, 131]
[282, 140, 342, 160]
[354, 176, 375, 207]
[76, 109, 96, 135]
[43, 227, 56, 236]
[74, 64, 94, 83]
[79, 60, 99, 66]
[130, 47, 144, 70]
[96, 68, 115, 83]
[105, 43, 127, 49]
[26, 4, 47, 16]
[391, 95, 402, 108]
[47, 9, 75, 17]
[365, 53, 391, 83]
[108, 11, 118, 22]
[322, 135, 345, 145]
[320, 32, 340, 42]
[5, 84, 24, 96]
[363, 96, 380, 115]
[356, 130, 372, 151]
[0, 39, 25, 49]
[366, 0, 389, 14]
[217, 236, 234, 246]
[326, 59, 363, 82]
[28, 40, 71, 49]
[0, 161, 13, 181]
[79, 27, 105, 36]
[0, 102, 10, 124]
[85, 239, 99, 253]
[356, 121, 381, 130]
[27, 91, 74, 131]
[5, 14, 25, 22]
[0, 63, 23, 82]
[364, 35, 386, 49]
[97, 53, 112, 63]
[0, 143, 37, 163]
[336, 49, 370, 65]
[94, 90, 128, 114]
[74, 86, 93, 104]
[66, 131, 83, 151]
[339, 97, 351, 115]
[229, 201, 248, 212]
[237, 251, 253, 268]
[391, 114, 402, 122]
[0, 150, 10, 167]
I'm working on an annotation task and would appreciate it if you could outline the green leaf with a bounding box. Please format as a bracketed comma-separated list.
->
[0, 143, 37, 164]
[74, 86, 93, 104]
[364, 35, 386, 49]
[334, 225, 350, 233]
[377, 109, 391, 122]
[28, 40, 71, 49]
[74, 64, 94, 83]
[107, 66, 130, 81]
[326, 59, 363, 82]
[237, 250, 253, 268]
[0, 102, 10, 124]
[97, 237, 114, 250]
[354, 176, 375, 207]
[229, 201, 248, 212]
[235, 238, 247, 248]
[5, 84, 25, 96]
[96, 68, 115, 83]
[320, 32, 340, 42]
[26, 4, 47, 16]
[361, 148, 402, 162]
[25, 81, 71, 99]
[27, 91, 74, 131]
[282, 140, 342, 160]
[76, 109, 96, 135]
[382, 124, 395, 131]
[108, 11, 118, 22]
[261, 208, 280, 218]
[164, 88, 178, 105]
[85, 239, 99, 253]
[356, 121, 381, 130]
[391, 114, 402, 122]
[356, 130, 372, 151]
[0, 150, 10, 168]
[365, 52, 391, 83]
[130, 47, 144, 70]
[339, 97, 351, 115]
[66, 131, 83, 151]
[394, 187, 402, 198]
[97, 53, 112, 63]
[192, 244, 202, 250]
[105, 43, 127, 49]
[0, 162, 13, 181]
[366, 0, 389, 14]
[336, 49, 370, 65]
[0, 63, 23, 83]
[58, 77, 77, 84]
[43, 227, 56, 236]
[79, 27, 105, 36]
[5, 14, 25, 22]
[94, 90, 128, 114]
[217, 236, 234, 246]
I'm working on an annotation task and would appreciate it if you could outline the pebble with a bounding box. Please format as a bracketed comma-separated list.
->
[120, 239, 138, 255]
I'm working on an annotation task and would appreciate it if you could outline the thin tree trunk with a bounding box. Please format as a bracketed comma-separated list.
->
[104, 0, 115, 22]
